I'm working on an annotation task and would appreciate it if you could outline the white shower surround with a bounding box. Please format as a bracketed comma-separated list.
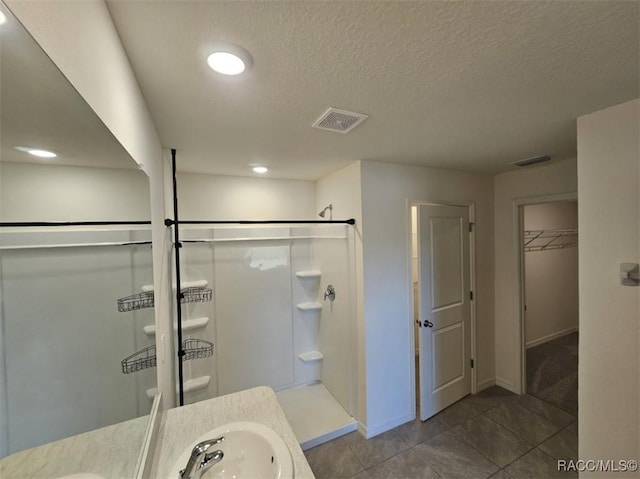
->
[178, 225, 357, 422]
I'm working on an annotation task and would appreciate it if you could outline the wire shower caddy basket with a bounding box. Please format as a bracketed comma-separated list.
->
[117, 287, 212, 312]
[121, 339, 214, 374]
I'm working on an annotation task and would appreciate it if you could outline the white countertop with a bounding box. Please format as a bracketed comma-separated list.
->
[0, 415, 148, 479]
[0, 386, 314, 479]
[149, 386, 315, 478]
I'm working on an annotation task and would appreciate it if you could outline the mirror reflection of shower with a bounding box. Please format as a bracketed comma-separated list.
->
[318, 204, 333, 220]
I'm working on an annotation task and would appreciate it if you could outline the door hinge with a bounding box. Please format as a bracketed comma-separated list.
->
[469, 223, 475, 232]
[470, 359, 474, 368]
[470, 291, 474, 301]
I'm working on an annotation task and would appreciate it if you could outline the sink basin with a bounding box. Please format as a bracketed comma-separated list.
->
[169, 421, 294, 479]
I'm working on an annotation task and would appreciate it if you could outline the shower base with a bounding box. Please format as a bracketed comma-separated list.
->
[276, 382, 357, 450]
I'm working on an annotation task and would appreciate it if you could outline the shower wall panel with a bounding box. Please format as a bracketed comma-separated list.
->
[315, 226, 356, 416]
[213, 240, 294, 395]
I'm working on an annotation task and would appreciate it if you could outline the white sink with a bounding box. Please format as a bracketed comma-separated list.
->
[169, 421, 294, 479]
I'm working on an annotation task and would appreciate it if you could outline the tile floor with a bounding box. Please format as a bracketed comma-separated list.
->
[305, 333, 579, 479]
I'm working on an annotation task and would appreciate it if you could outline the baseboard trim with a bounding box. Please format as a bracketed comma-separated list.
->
[476, 378, 496, 392]
[495, 377, 515, 392]
[526, 327, 578, 349]
[360, 413, 414, 439]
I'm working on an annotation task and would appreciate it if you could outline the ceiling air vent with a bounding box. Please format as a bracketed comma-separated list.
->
[312, 107, 368, 134]
[511, 155, 551, 167]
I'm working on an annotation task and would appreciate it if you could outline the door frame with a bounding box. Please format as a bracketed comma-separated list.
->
[408, 199, 477, 420]
[513, 192, 577, 394]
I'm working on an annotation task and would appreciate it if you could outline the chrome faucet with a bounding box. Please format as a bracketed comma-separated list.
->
[179, 437, 225, 479]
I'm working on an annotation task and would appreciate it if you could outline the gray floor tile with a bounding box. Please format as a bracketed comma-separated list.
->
[515, 394, 576, 427]
[352, 447, 440, 479]
[413, 432, 499, 479]
[566, 421, 578, 434]
[485, 401, 561, 444]
[539, 428, 578, 462]
[435, 398, 482, 428]
[304, 436, 364, 478]
[446, 414, 534, 467]
[342, 429, 409, 469]
[504, 447, 577, 478]
[395, 416, 448, 447]
[465, 386, 515, 411]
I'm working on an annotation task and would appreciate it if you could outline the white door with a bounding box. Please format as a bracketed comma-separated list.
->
[417, 205, 471, 420]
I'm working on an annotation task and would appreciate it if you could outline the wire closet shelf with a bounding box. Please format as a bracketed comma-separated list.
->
[524, 228, 578, 252]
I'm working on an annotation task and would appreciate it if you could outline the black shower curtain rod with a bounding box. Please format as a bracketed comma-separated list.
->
[0, 220, 152, 228]
[164, 218, 356, 226]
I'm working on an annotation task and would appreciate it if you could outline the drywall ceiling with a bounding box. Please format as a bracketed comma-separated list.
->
[107, 1, 639, 180]
[0, 6, 138, 171]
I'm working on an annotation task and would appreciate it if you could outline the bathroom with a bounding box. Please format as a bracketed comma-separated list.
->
[1, 1, 639, 478]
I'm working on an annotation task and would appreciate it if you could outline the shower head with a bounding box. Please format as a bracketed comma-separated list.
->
[318, 204, 333, 218]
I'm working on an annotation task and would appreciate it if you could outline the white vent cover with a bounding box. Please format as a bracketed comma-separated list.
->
[312, 107, 368, 134]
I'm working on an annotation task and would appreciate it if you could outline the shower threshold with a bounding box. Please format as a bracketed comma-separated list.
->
[276, 382, 357, 450]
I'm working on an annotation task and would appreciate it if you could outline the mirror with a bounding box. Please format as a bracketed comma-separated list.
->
[0, 4, 156, 461]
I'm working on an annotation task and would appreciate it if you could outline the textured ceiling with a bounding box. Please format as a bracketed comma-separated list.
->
[0, 6, 138, 171]
[107, 1, 639, 180]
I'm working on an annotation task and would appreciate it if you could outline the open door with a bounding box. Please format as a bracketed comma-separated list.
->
[417, 204, 471, 420]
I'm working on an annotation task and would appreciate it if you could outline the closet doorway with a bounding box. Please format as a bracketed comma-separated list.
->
[520, 200, 578, 416]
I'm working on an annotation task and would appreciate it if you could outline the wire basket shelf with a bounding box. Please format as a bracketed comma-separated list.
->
[121, 339, 214, 374]
[117, 287, 212, 312]
[121, 345, 157, 374]
[180, 287, 212, 304]
[182, 339, 214, 361]
[117, 292, 155, 312]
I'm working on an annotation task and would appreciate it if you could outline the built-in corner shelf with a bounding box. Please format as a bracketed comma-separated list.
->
[296, 302, 323, 312]
[296, 270, 322, 279]
[298, 351, 323, 362]
[146, 375, 211, 400]
[143, 317, 209, 337]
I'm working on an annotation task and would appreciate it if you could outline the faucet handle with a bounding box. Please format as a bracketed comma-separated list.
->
[180, 437, 225, 479]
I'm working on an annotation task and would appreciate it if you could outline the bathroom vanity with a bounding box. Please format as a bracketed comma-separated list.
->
[0, 386, 314, 479]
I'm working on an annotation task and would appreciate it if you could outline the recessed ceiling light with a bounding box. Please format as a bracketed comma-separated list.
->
[207, 52, 246, 75]
[205, 42, 253, 76]
[252, 166, 268, 174]
[28, 149, 57, 158]
[15, 146, 58, 158]
[0, 12, 7, 25]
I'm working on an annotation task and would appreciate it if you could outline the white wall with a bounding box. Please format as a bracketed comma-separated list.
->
[577, 99, 639, 474]
[0, 162, 150, 221]
[493, 158, 577, 392]
[6, 0, 174, 408]
[177, 172, 316, 220]
[315, 162, 365, 428]
[359, 160, 494, 437]
[524, 202, 579, 347]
